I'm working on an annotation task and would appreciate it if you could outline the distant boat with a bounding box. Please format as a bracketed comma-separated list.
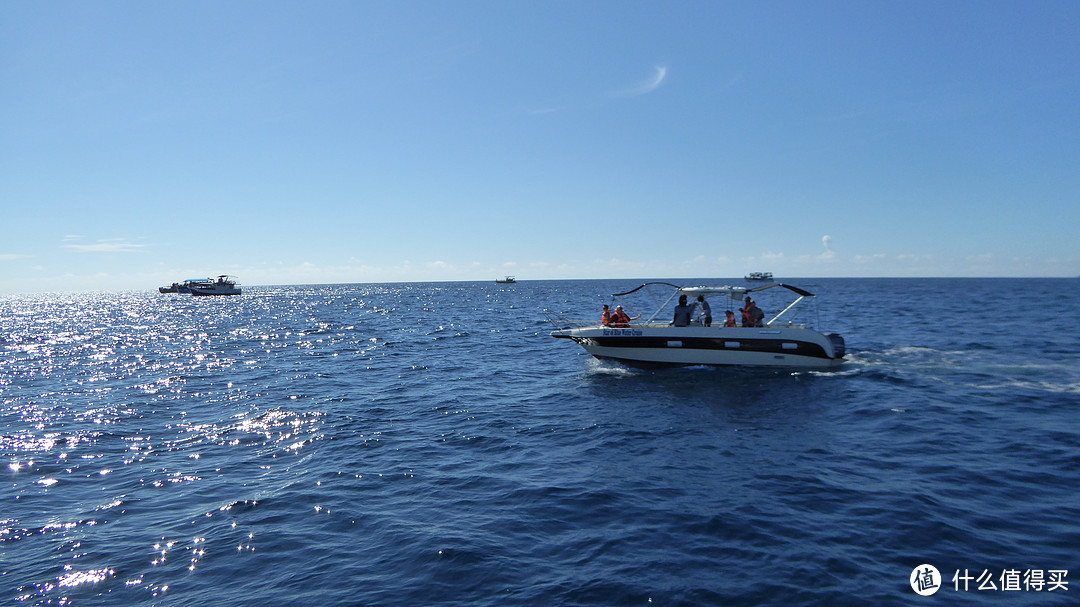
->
[495, 276, 516, 284]
[745, 272, 773, 281]
[190, 275, 241, 296]
[160, 275, 241, 296]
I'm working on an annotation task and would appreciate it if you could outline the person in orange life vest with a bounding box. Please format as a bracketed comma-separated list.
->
[601, 304, 612, 326]
[724, 310, 737, 327]
[611, 305, 639, 327]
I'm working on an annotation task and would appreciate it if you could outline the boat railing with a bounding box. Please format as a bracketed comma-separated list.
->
[630, 320, 807, 329]
[542, 310, 600, 330]
[543, 313, 809, 331]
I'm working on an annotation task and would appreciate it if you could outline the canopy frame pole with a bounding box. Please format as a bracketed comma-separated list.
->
[645, 289, 682, 323]
[766, 295, 806, 326]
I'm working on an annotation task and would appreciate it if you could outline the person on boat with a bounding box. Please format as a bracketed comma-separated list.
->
[743, 299, 765, 327]
[696, 296, 712, 327]
[672, 295, 693, 327]
[724, 310, 737, 327]
[601, 304, 612, 326]
[611, 305, 639, 327]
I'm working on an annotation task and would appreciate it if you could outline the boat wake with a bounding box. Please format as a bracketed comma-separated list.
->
[843, 346, 1080, 395]
[584, 358, 639, 377]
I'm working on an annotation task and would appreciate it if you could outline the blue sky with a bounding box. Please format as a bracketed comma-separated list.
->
[2, 1, 1078, 293]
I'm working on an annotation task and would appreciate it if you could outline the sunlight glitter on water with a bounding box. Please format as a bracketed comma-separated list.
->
[58, 568, 115, 588]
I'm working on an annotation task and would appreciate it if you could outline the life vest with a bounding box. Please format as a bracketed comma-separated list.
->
[611, 309, 631, 327]
[602, 309, 612, 325]
[748, 305, 764, 327]
[724, 316, 737, 327]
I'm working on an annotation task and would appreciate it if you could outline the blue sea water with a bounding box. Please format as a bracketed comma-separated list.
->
[1, 278, 1078, 606]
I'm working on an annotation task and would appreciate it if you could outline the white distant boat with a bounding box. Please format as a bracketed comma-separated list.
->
[160, 275, 242, 295]
[547, 282, 845, 368]
[745, 272, 773, 281]
[188, 275, 241, 296]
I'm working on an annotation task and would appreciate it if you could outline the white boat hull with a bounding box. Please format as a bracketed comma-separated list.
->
[190, 286, 241, 296]
[551, 325, 845, 368]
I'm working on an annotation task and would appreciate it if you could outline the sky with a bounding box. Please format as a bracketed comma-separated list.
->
[2, 1, 1079, 294]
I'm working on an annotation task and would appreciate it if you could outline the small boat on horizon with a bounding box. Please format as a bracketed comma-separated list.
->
[495, 276, 517, 284]
[160, 275, 241, 296]
[190, 275, 241, 296]
[745, 272, 773, 281]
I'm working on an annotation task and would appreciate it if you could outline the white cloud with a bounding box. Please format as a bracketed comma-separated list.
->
[820, 234, 837, 261]
[618, 65, 667, 97]
[63, 242, 146, 253]
[60, 236, 146, 254]
[853, 253, 889, 264]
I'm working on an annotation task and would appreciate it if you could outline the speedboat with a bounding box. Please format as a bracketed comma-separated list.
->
[548, 282, 845, 368]
[188, 275, 241, 296]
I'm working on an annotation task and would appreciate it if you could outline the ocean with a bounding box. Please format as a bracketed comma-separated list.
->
[2, 278, 1077, 606]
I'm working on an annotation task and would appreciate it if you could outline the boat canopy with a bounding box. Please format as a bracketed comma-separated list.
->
[611, 281, 817, 325]
[613, 282, 814, 299]
[681, 283, 815, 298]
[678, 285, 749, 297]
